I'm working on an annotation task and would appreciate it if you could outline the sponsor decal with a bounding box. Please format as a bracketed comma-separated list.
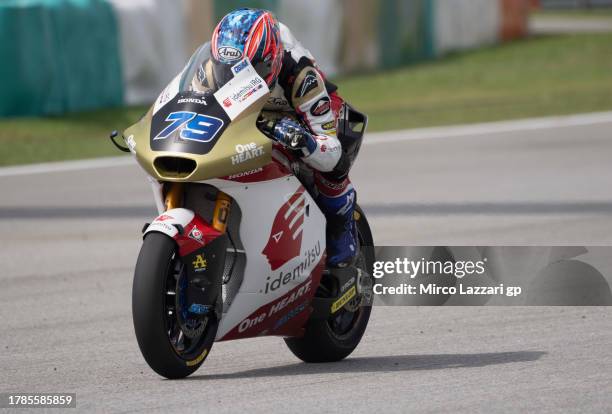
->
[238, 279, 313, 333]
[222, 163, 290, 183]
[232, 59, 249, 75]
[231, 142, 265, 165]
[147, 221, 176, 234]
[218, 46, 243, 62]
[318, 175, 347, 192]
[218, 78, 264, 108]
[340, 276, 356, 293]
[262, 241, 321, 294]
[185, 348, 208, 366]
[153, 111, 224, 143]
[221, 256, 325, 340]
[188, 303, 211, 315]
[273, 302, 307, 330]
[327, 143, 341, 153]
[331, 285, 356, 314]
[322, 121, 336, 131]
[233, 80, 264, 103]
[197, 65, 207, 84]
[262, 187, 307, 271]
[126, 134, 136, 153]
[156, 214, 174, 221]
[226, 167, 264, 180]
[310, 97, 331, 117]
[158, 88, 171, 107]
[154, 74, 180, 114]
[214, 64, 269, 121]
[188, 226, 204, 244]
[155, 86, 172, 112]
[177, 97, 208, 106]
[297, 71, 318, 97]
[192, 255, 208, 272]
[339, 191, 356, 216]
[320, 145, 327, 153]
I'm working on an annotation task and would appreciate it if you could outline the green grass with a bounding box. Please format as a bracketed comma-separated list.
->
[338, 33, 612, 131]
[1, 33, 612, 166]
[533, 8, 612, 19]
[0, 106, 147, 166]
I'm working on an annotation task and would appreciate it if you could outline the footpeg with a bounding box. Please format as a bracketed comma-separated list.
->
[311, 265, 372, 319]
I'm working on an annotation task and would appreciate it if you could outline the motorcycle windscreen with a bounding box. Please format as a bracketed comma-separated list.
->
[150, 43, 269, 156]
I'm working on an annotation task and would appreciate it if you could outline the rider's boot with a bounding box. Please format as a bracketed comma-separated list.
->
[314, 172, 358, 268]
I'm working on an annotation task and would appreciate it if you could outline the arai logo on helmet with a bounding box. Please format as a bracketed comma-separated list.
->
[218, 46, 243, 62]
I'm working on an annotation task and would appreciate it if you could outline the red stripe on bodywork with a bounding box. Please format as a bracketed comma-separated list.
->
[174, 215, 222, 257]
[219, 254, 326, 340]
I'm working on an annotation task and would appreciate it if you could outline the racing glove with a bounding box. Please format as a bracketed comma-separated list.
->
[257, 116, 317, 155]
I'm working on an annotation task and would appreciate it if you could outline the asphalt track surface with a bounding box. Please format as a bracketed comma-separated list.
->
[1, 114, 611, 412]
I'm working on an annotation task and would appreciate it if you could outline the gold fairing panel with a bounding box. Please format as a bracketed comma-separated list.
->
[124, 96, 272, 182]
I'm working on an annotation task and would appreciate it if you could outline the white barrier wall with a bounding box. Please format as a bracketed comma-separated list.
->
[109, 0, 344, 104]
[277, 0, 343, 76]
[1, 0, 528, 116]
[433, 0, 500, 55]
[107, 0, 188, 105]
[105, 0, 521, 107]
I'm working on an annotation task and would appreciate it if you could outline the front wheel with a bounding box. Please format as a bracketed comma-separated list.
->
[284, 205, 374, 362]
[132, 233, 218, 379]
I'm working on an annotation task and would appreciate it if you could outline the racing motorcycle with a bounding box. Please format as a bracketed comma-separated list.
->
[110, 44, 374, 379]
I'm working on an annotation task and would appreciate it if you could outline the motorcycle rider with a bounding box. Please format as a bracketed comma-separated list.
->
[192, 8, 359, 268]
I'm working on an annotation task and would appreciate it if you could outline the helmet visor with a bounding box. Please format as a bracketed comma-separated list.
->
[210, 59, 236, 89]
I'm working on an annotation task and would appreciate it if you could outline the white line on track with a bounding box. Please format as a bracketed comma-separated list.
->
[0, 156, 133, 178]
[1, 111, 611, 177]
[365, 111, 612, 145]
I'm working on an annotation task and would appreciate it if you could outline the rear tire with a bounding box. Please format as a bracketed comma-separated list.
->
[132, 233, 217, 379]
[284, 205, 374, 362]
[284, 306, 372, 363]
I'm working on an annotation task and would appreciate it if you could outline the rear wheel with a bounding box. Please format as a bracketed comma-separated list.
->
[132, 233, 218, 379]
[284, 205, 374, 362]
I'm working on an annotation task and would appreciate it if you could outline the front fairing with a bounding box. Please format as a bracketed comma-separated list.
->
[123, 45, 273, 182]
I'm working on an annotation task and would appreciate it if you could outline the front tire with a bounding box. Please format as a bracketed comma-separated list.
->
[284, 205, 374, 362]
[132, 233, 218, 379]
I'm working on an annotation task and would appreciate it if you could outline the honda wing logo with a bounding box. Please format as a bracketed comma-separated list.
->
[262, 187, 306, 271]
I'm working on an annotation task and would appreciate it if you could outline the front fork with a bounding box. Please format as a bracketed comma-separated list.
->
[164, 182, 184, 211]
[163, 183, 231, 318]
[163, 183, 231, 233]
